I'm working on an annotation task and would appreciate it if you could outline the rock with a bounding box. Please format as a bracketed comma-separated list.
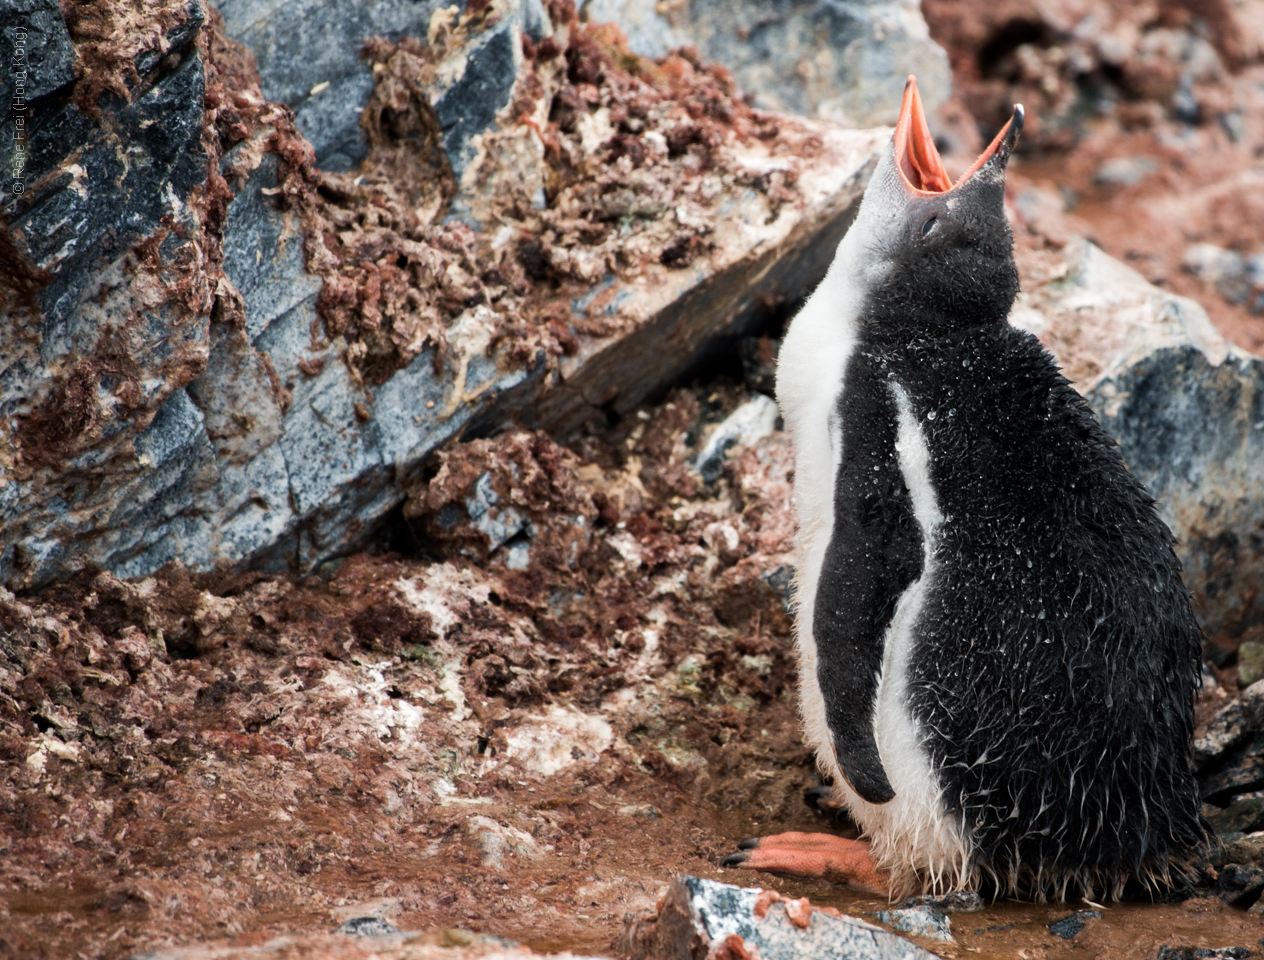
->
[335, 917, 402, 937]
[894, 891, 983, 913]
[1194, 684, 1264, 805]
[0, 2, 214, 588]
[582, 0, 951, 128]
[0, 1, 887, 588]
[1011, 237, 1264, 638]
[1206, 798, 1264, 837]
[1222, 835, 1264, 867]
[696, 394, 780, 483]
[1156, 948, 1252, 960]
[0, 0, 76, 110]
[1239, 641, 1264, 689]
[1094, 156, 1158, 186]
[875, 904, 953, 942]
[1182, 243, 1264, 315]
[1046, 910, 1101, 939]
[618, 876, 938, 960]
[1212, 864, 1264, 908]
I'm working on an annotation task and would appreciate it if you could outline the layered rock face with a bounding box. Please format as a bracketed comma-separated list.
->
[0, 0, 890, 589]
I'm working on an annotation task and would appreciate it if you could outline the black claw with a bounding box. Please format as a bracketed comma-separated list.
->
[720, 851, 750, 867]
[737, 837, 761, 850]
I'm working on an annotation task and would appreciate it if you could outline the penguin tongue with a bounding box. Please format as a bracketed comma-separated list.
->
[894, 76, 953, 194]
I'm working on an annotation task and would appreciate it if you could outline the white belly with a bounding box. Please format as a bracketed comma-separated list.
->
[777, 268, 972, 895]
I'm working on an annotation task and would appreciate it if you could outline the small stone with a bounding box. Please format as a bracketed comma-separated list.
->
[1047, 910, 1101, 939]
[335, 916, 401, 936]
[1238, 641, 1264, 688]
[875, 905, 953, 942]
[1222, 834, 1264, 867]
[696, 395, 780, 483]
[1212, 862, 1264, 908]
[1182, 243, 1250, 305]
[618, 876, 938, 960]
[1095, 156, 1158, 186]
[1156, 947, 1252, 960]
[895, 891, 984, 913]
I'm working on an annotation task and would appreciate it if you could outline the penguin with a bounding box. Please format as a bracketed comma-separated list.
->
[721, 77, 1208, 901]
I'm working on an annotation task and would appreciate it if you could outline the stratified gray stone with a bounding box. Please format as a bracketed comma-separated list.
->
[434, 20, 520, 180]
[619, 876, 937, 960]
[1194, 681, 1264, 805]
[212, 0, 524, 176]
[0, 7, 214, 591]
[2, 43, 207, 332]
[582, 0, 950, 127]
[0, 0, 886, 587]
[0, 0, 76, 108]
[220, 152, 322, 341]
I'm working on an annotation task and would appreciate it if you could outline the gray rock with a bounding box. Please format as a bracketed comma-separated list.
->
[219, 152, 322, 341]
[1156, 948, 1252, 960]
[1094, 155, 1158, 186]
[696, 394, 780, 482]
[582, 0, 950, 127]
[1182, 243, 1264, 314]
[2, 37, 207, 331]
[212, 0, 524, 177]
[1046, 910, 1100, 939]
[1206, 797, 1264, 837]
[894, 891, 983, 913]
[875, 905, 952, 942]
[618, 876, 938, 960]
[1213, 863, 1264, 908]
[1222, 834, 1264, 867]
[0, 0, 75, 108]
[335, 916, 402, 936]
[0, 8, 214, 590]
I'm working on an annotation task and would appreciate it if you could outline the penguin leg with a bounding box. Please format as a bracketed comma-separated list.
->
[720, 832, 889, 895]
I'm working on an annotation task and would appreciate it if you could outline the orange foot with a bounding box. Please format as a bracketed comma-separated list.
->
[720, 831, 890, 895]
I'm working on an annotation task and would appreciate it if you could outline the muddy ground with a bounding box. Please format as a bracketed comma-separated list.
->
[3, 371, 1263, 960]
[6, 1, 1264, 959]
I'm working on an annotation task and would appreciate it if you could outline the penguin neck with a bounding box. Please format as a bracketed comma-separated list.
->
[857, 314, 1008, 355]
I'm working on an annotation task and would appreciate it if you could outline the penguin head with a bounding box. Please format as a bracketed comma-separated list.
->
[843, 77, 1024, 341]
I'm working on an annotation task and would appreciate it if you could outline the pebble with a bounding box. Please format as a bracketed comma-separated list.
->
[1047, 910, 1101, 939]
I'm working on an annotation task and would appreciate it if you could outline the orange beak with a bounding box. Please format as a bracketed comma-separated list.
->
[894, 76, 1020, 195]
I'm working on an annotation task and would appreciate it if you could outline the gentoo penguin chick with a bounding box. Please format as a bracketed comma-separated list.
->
[722, 77, 1207, 900]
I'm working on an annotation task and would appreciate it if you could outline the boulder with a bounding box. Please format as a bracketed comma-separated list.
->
[0, 0, 886, 588]
[581, 0, 951, 127]
[618, 875, 938, 960]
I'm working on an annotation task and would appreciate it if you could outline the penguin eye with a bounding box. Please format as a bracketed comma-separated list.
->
[921, 216, 939, 238]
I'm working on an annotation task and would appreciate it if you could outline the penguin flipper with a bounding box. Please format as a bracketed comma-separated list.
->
[813, 363, 926, 805]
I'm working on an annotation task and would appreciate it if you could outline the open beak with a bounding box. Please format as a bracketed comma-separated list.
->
[894, 76, 1024, 195]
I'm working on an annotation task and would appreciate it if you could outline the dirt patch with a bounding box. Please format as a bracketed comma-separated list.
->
[0, 381, 811, 960]
[3, 363, 1261, 959]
